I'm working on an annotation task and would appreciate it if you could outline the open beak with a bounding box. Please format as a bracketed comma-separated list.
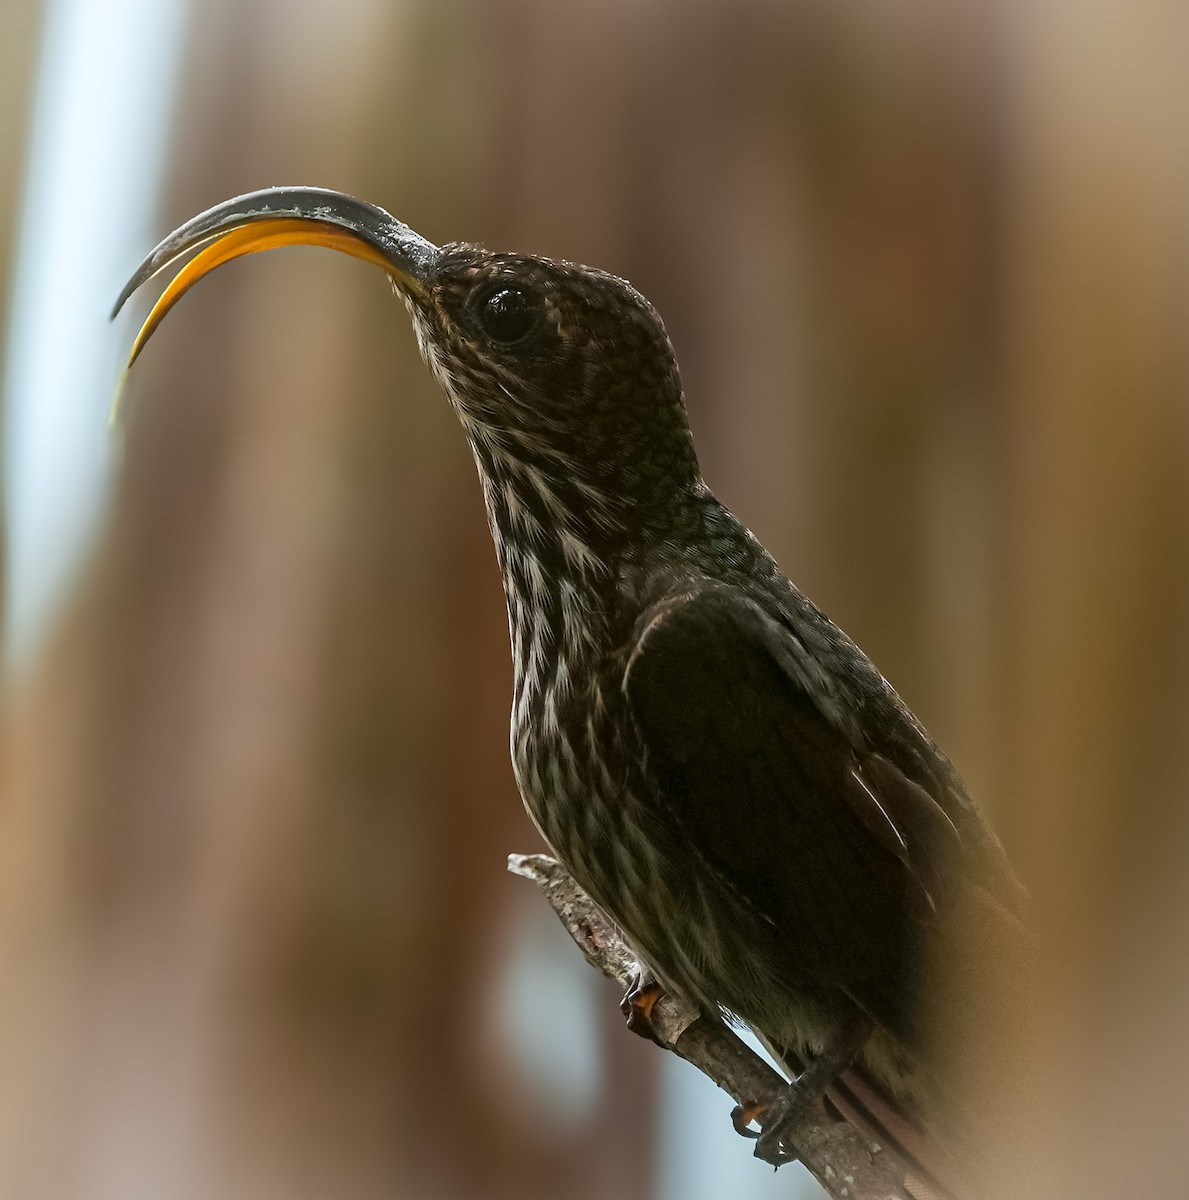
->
[112, 185, 439, 383]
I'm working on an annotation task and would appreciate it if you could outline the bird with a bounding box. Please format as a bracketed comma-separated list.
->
[114, 187, 1037, 1199]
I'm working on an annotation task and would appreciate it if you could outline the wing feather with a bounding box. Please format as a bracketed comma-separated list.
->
[622, 586, 989, 1041]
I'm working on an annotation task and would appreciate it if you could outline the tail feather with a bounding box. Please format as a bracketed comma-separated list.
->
[827, 1063, 967, 1200]
[772, 1044, 971, 1200]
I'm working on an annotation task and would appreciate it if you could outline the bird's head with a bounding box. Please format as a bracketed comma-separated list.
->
[115, 187, 703, 552]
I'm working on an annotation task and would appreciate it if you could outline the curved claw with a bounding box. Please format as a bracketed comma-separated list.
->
[730, 1100, 768, 1139]
[620, 967, 667, 1044]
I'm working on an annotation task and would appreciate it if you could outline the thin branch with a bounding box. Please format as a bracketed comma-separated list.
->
[508, 852, 913, 1200]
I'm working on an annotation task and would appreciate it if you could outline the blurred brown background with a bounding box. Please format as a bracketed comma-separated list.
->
[1, 1, 1187, 1197]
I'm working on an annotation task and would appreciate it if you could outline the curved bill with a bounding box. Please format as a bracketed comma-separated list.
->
[112, 186, 438, 403]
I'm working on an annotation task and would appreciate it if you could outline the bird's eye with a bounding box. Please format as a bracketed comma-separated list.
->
[476, 286, 538, 344]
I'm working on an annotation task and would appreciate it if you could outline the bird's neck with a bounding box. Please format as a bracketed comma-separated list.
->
[472, 445, 618, 702]
[465, 426, 721, 721]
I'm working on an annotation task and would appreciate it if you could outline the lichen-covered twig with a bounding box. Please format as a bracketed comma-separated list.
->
[508, 852, 912, 1200]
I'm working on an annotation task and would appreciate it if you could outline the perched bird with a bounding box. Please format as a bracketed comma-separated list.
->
[115, 187, 1036, 1198]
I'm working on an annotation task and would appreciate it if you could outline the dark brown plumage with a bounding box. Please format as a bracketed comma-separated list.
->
[116, 188, 1037, 1197]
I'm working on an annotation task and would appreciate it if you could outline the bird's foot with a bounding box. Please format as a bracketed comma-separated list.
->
[730, 1088, 814, 1165]
[619, 965, 666, 1044]
[750, 1080, 822, 1166]
[733, 1021, 872, 1167]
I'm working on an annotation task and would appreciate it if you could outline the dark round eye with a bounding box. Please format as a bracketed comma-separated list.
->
[477, 286, 538, 344]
